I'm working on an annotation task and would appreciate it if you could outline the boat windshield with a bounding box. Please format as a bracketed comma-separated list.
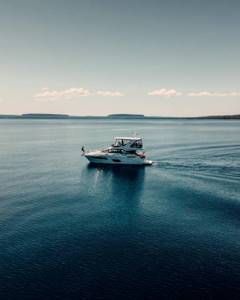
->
[130, 139, 143, 148]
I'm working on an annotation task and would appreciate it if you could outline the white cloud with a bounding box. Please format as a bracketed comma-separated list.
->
[34, 88, 125, 101]
[34, 88, 91, 101]
[187, 91, 240, 97]
[148, 88, 182, 97]
[148, 89, 240, 98]
[97, 90, 124, 97]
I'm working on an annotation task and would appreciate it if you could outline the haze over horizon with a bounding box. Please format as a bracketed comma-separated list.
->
[0, 0, 240, 117]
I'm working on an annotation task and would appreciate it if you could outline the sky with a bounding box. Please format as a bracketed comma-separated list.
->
[0, 0, 240, 116]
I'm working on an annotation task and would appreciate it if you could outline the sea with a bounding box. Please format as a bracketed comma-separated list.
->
[0, 119, 240, 299]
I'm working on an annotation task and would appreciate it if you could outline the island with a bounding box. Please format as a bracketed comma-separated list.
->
[108, 114, 145, 119]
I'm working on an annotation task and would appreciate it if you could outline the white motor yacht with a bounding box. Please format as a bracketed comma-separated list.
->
[82, 136, 152, 166]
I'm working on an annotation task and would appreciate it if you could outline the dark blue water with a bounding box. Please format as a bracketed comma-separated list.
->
[0, 119, 240, 299]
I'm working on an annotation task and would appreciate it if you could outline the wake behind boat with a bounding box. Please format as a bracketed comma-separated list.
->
[82, 136, 152, 166]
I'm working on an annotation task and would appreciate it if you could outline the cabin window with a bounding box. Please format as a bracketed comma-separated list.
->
[109, 149, 124, 153]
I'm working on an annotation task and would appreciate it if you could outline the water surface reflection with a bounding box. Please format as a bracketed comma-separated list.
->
[84, 165, 145, 214]
[87, 164, 145, 195]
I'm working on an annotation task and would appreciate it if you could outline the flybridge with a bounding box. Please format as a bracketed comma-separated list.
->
[112, 137, 143, 150]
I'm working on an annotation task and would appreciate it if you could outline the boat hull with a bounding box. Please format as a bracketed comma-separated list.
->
[84, 152, 152, 166]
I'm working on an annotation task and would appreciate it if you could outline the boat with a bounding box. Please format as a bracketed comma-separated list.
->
[82, 136, 152, 166]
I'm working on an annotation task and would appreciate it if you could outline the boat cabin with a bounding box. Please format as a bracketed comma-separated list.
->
[111, 137, 143, 152]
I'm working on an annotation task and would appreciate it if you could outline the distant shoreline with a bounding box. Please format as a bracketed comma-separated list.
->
[0, 113, 239, 120]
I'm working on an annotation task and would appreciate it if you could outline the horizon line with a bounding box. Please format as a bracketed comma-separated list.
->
[0, 113, 240, 119]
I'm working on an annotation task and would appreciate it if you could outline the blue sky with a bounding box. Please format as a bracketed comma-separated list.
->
[0, 0, 240, 116]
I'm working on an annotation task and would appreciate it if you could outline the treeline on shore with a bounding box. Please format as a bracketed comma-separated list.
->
[0, 113, 239, 120]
